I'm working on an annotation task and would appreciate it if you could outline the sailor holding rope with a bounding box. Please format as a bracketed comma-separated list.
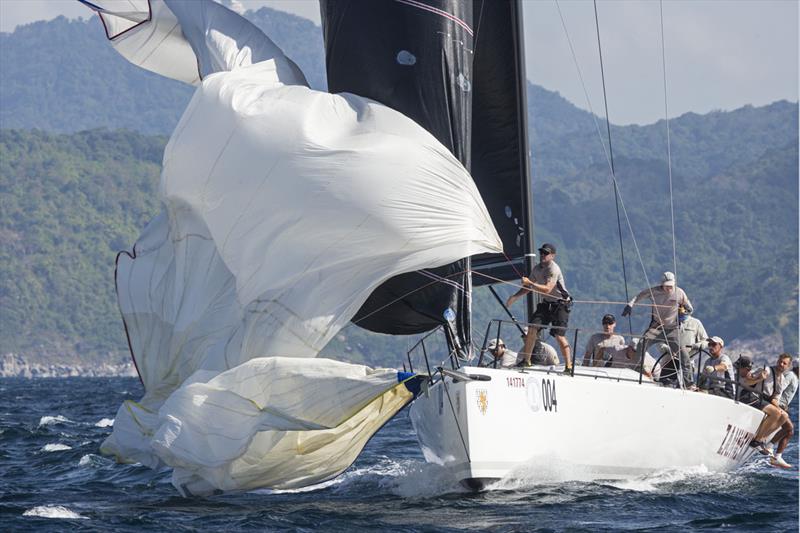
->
[507, 243, 573, 370]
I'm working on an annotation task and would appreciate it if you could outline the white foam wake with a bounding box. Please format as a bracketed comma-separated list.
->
[38, 415, 71, 427]
[95, 418, 114, 428]
[41, 443, 72, 452]
[23, 505, 87, 519]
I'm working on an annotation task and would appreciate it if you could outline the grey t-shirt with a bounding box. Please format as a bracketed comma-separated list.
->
[584, 333, 627, 366]
[531, 260, 567, 302]
[779, 370, 798, 410]
[707, 353, 734, 387]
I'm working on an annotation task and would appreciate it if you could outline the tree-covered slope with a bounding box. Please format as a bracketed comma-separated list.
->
[1, 124, 795, 366]
[0, 129, 163, 361]
[0, 13, 796, 367]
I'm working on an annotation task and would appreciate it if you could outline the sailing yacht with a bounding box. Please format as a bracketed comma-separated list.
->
[80, 0, 768, 494]
[320, 0, 768, 487]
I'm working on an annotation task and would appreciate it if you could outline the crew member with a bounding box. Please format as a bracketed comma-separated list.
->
[583, 314, 627, 368]
[623, 272, 693, 386]
[697, 336, 734, 397]
[487, 338, 519, 368]
[763, 353, 795, 468]
[507, 243, 572, 370]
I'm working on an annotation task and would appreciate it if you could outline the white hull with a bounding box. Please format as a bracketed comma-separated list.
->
[410, 365, 765, 487]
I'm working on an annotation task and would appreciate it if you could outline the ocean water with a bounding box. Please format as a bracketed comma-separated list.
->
[1, 377, 797, 532]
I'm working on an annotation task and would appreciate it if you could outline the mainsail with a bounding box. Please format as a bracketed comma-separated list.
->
[321, 0, 533, 344]
[82, 0, 501, 494]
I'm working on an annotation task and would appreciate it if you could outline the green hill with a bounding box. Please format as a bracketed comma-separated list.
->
[0, 13, 796, 368]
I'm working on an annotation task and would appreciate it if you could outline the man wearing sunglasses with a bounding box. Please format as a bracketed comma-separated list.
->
[507, 243, 572, 370]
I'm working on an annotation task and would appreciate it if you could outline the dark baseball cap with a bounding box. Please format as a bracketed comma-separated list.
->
[734, 356, 752, 369]
[602, 314, 616, 325]
[538, 243, 557, 255]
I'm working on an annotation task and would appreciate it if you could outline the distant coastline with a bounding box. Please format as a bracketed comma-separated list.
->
[0, 353, 136, 378]
[1, 331, 785, 378]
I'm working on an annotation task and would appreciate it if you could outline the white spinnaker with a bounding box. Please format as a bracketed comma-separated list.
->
[85, 0, 502, 493]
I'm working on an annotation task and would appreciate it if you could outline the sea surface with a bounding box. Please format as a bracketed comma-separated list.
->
[1, 377, 797, 532]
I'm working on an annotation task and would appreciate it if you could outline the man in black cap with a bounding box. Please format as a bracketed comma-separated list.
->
[582, 314, 627, 367]
[506, 243, 572, 370]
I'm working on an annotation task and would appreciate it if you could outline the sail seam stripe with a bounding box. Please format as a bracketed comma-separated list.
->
[392, 0, 474, 36]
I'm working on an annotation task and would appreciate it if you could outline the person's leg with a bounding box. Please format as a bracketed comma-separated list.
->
[555, 334, 571, 370]
[776, 419, 794, 454]
[520, 326, 539, 365]
[637, 327, 657, 362]
[754, 404, 787, 442]
[673, 332, 693, 387]
[550, 302, 572, 370]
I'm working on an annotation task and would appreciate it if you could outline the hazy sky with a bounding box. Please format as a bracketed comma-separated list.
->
[1, 0, 797, 125]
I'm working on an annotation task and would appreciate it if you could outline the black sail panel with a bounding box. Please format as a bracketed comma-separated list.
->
[470, 0, 531, 285]
[321, 0, 475, 338]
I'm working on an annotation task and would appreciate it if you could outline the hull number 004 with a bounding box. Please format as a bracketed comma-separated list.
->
[542, 379, 557, 412]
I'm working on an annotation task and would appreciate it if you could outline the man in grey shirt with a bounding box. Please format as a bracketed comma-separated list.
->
[583, 314, 628, 368]
[507, 243, 572, 370]
[623, 271, 694, 387]
[764, 353, 796, 468]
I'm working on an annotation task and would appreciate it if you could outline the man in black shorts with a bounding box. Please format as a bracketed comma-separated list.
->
[506, 243, 572, 370]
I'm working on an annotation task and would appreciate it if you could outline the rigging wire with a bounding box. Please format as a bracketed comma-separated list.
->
[660, 0, 678, 285]
[592, 0, 632, 334]
[553, 0, 678, 375]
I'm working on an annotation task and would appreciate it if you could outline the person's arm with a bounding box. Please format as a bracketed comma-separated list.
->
[505, 286, 529, 307]
[769, 370, 783, 404]
[527, 275, 556, 296]
[693, 321, 708, 350]
[681, 291, 694, 314]
[623, 287, 651, 316]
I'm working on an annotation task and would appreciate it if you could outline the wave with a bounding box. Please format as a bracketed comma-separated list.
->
[41, 443, 72, 452]
[94, 418, 114, 428]
[22, 505, 87, 520]
[38, 415, 72, 427]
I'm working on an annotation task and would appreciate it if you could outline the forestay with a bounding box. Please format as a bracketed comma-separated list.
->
[83, 0, 501, 493]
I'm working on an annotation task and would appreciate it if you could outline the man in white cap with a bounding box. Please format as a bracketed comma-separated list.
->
[622, 271, 694, 387]
[697, 336, 734, 397]
[487, 337, 519, 368]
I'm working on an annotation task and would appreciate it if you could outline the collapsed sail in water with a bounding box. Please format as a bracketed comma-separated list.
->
[81, 0, 501, 494]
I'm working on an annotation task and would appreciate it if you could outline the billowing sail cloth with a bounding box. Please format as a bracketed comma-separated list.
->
[321, 0, 532, 341]
[82, 0, 501, 494]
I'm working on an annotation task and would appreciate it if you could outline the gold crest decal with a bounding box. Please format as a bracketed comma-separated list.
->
[476, 389, 488, 415]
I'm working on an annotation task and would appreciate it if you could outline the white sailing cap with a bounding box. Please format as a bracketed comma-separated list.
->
[709, 336, 725, 347]
[488, 338, 505, 350]
[661, 271, 676, 287]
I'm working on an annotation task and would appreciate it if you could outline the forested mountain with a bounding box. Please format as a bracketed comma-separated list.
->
[0, 12, 797, 368]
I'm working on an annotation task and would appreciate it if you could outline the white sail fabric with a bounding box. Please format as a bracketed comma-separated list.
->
[83, 0, 502, 493]
[81, 0, 307, 86]
[103, 358, 416, 493]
